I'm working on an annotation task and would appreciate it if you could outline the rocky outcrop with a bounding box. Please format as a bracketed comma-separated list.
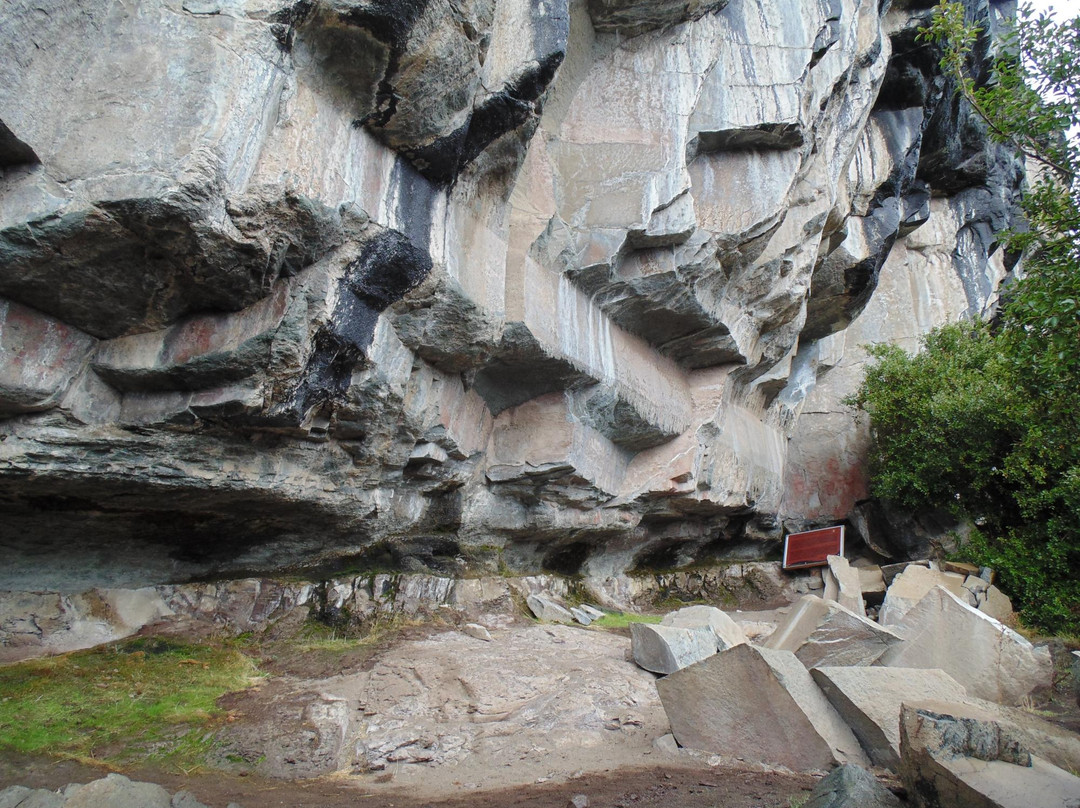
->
[0, 0, 1021, 588]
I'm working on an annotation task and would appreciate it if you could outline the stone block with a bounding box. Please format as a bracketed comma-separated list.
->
[824, 555, 865, 616]
[856, 565, 886, 602]
[943, 560, 981, 577]
[630, 622, 717, 674]
[765, 595, 902, 668]
[803, 764, 903, 808]
[660, 605, 748, 650]
[878, 565, 968, 627]
[979, 585, 1016, 625]
[880, 560, 930, 586]
[899, 703, 1080, 808]
[878, 586, 1052, 706]
[811, 666, 970, 769]
[898, 698, 1080, 776]
[526, 594, 575, 624]
[656, 644, 868, 771]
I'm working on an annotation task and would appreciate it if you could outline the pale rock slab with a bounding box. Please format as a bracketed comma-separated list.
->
[765, 595, 902, 668]
[660, 605, 748, 650]
[878, 586, 1052, 706]
[898, 698, 1080, 777]
[463, 623, 493, 641]
[979, 585, 1016, 625]
[630, 622, 717, 674]
[526, 594, 575, 624]
[823, 555, 865, 616]
[656, 644, 868, 771]
[878, 565, 968, 627]
[811, 666, 970, 770]
[899, 703, 1080, 808]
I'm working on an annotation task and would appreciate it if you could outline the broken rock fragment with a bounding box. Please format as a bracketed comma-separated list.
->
[630, 622, 717, 674]
[823, 555, 865, 616]
[765, 595, 902, 668]
[899, 702, 1080, 808]
[656, 644, 868, 771]
[660, 604, 747, 650]
[878, 586, 1052, 706]
[803, 764, 902, 808]
[811, 666, 970, 770]
[878, 565, 967, 626]
[526, 594, 575, 624]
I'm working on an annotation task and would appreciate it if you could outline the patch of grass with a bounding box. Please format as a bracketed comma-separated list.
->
[0, 638, 261, 769]
[589, 612, 663, 629]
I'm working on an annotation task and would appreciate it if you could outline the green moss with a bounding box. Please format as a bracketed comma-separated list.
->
[0, 639, 261, 769]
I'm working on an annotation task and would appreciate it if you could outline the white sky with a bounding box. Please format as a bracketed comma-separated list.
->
[1028, 0, 1080, 18]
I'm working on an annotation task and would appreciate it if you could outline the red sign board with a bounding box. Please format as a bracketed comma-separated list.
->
[783, 526, 845, 570]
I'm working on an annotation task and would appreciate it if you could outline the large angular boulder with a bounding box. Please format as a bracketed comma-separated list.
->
[765, 595, 902, 668]
[878, 565, 967, 626]
[803, 764, 902, 808]
[660, 605, 748, 650]
[899, 702, 1080, 808]
[823, 555, 865, 616]
[630, 622, 717, 674]
[811, 666, 970, 769]
[526, 594, 575, 624]
[656, 644, 868, 771]
[878, 586, 1052, 706]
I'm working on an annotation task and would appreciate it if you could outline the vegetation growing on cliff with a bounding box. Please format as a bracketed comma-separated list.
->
[850, 2, 1080, 633]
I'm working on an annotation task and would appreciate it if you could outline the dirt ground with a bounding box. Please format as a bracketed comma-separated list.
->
[0, 611, 828, 808]
[0, 753, 820, 808]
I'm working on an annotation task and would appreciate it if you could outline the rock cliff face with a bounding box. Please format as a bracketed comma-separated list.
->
[0, 0, 1020, 589]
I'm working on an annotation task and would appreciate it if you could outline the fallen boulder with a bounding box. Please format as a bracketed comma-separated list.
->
[878, 565, 968, 626]
[811, 666, 970, 769]
[803, 764, 902, 808]
[878, 586, 1052, 706]
[656, 644, 868, 771]
[765, 595, 902, 668]
[630, 622, 717, 674]
[979, 584, 1016, 625]
[899, 702, 1080, 808]
[660, 605, 747, 650]
[823, 555, 865, 616]
[526, 594, 575, 624]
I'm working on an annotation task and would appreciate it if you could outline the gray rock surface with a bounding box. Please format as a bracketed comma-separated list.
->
[878, 586, 1053, 706]
[810, 666, 973, 769]
[899, 703, 1080, 808]
[0, 0, 1022, 588]
[0, 776, 212, 808]
[803, 764, 902, 808]
[526, 594, 576, 624]
[660, 605, 747, 650]
[765, 595, 902, 668]
[630, 622, 717, 674]
[656, 644, 868, 771]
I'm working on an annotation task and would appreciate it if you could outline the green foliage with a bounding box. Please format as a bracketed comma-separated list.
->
[0, 639, 260, 769]
[851, 3, 1080, 634]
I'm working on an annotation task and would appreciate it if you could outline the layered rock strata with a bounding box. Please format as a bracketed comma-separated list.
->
[0, 0, 1020, 588]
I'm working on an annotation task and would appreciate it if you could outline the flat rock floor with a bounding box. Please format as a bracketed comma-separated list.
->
[0, 617, 819, 806]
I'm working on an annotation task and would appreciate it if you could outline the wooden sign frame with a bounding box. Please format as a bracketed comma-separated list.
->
[782, 525, 845, 570]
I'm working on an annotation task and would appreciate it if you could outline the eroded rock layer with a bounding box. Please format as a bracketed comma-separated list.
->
[0, 0, 1019, 588]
